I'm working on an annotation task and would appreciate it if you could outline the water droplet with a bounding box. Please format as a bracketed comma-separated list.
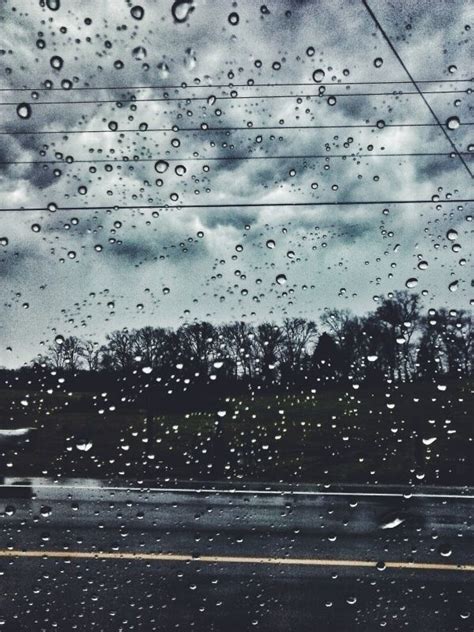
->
[438, 544, 452, 557]
[373, 57, 383, 68]
[50, 55, 64, 71]
[16, 102, 32, 119]
[172, 0, 195, 23]
[184, 47, 197, 70]
[175, 164, 187, 176]
[380, 516, 405, 529]
[154, 160, 169, 173]
[31, 223, 41, 233]
[55, 335, 64, 345]
[446, 116, 460, 130]
[76, 440, 93, 452]
[266, 239, 275, 249]
[40, 505, 52, 517]
[405, 277, 418, 288]
[46, 0, 60, 10]
[417, 260, 428, 270]
[130, 5, 144, 20]
[276, 274, 287, 285]
[448, 280, 458, 292]
[4, 506, 16, 517]
[367, 355, 378, 362]
[446, 228, 458, 240]
[228, 12, 239, 25]
[132, 46, 147, 61]
[0, 237, 8, 246]
[312, 69, 325, 83]
[422, 437, 437, 446]
[157, 61, 169, 79]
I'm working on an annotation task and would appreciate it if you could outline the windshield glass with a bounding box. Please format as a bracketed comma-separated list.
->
[0, 1, 472, 630]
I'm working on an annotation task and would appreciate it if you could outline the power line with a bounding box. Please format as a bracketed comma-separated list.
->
[0, 78, 471, 92]
[361, 0, 472, 178]
[0, 89, 466, 108]
[1, 199, 470, 212]
[1, 122, 472, 136]
[1, 152, 471, 167]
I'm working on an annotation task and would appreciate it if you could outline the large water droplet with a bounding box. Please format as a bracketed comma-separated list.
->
[405, 277, 418, 288]
[312, 69, 325, 83]
[50, 55, 64, 71]
[46, 0, 60, 10]
[172, 0, 195, 23]
[184, 47, 197, 70]
[16, 102, 32, 119]
[446, 116, 460, 130]
[276, 274, 287, 285]
[446, 228, 458, 240]
[132, 46, 147, 61]
[438, 544, 452, 557]
[157, 61, 170, 79]
[130, 5, 144, 20]
[76, 440, 93, 452]
[380, 516, 405, 529]
[448, 280, 459, 292]
[155, 160, 169, 173]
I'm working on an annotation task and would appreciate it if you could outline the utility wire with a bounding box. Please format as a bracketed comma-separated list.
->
[361, 0, 472, 178]
[0, 78, 471, 92]
[0, 199, 470, 212]
[0, 89, 467, 107]
[1, 122, 472, 136]
[0, 152, 471, 167]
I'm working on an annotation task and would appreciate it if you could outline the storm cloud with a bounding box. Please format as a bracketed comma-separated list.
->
[0, 0, 471, 367]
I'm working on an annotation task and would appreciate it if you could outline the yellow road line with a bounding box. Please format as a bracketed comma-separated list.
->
[0, 550, 471, 572]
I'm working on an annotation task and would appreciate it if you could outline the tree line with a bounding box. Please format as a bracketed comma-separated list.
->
[31, 291, 472, 388]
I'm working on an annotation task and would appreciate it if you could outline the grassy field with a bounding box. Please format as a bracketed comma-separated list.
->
[0, 379, 472, 485]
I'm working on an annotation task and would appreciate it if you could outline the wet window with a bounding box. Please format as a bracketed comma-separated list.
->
[0, 1, 472, 630]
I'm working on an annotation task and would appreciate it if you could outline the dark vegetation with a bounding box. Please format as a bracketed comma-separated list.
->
[1, 292, 472, 485]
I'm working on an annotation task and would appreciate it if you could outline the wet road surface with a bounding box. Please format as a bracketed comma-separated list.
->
[0, 479, 472, 631]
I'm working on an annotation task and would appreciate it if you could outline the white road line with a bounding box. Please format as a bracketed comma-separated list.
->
[1, 483, 473, 499]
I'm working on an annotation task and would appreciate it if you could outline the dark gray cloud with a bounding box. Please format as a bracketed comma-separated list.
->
[0, 0, 471, 367]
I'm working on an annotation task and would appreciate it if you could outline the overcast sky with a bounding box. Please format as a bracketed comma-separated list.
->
[0, 0, 472, 368]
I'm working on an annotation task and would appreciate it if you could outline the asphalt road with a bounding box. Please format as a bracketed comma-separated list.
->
[0, 478, 472, 632]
